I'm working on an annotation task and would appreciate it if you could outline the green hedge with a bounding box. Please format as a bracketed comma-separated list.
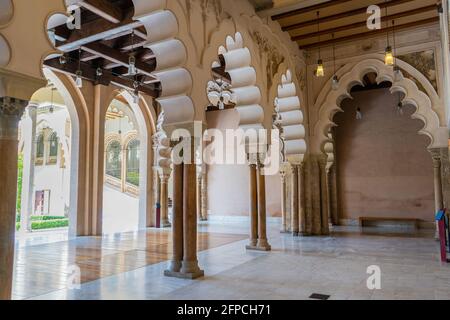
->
[31, 219, 69, 230]
[16, 215, 66, 222]
[15, 218, 69, 231]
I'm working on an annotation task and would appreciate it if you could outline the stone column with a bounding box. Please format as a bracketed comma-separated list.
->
[291, 165, 299, 236]
[298, 163, 307, 236]
[20, 104, 38, 234]
[165, 163, 183, 274]
[280, 169, 288, 233]
[196, 171, 202, 221]
[247, 163, 258, 248]
[151, 135, 160, 228]
[180, 161, 204, 278]
[430, 149, 444, 237]
[330, 165, 339, 226]
[200, 172, 208, 221]
[159, 171, 171, 228]
[0, 97, 28, 300]
[256, 160, 271, 251]
[319, 155, 330, 235]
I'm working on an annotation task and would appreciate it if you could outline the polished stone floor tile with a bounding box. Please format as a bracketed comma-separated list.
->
[13, 222, 450, 300]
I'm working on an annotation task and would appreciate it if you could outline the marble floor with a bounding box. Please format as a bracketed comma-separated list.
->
[12, 221, 450, 300]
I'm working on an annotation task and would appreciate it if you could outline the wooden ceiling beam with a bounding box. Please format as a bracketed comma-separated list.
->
[292, 4, 437, 42]
[283, 0, 415, 31]
[78, 0, 123, 24]
[44, 57, 160, 98]
[272, 0, 353, 21]
[81, 42, 156, 78]
[299, 17, 439, 49]
[54, 9, 142, 52]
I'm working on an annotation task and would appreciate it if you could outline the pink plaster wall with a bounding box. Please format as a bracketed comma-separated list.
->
[334, 88, 435, 223]
[206, 109, 281, 217]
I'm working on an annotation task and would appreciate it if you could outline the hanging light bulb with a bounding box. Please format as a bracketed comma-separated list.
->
[385, 46, 394, 66]
[75, 70, 83, 88]
[75, 48, 82, 88]
[59, 55, 67, 65]
[315, 11, 325, 78]
[384, 5, 394, 66]
[128, 30, 137, 76]
[331, 34, 339, 90]
[96, 67, 103, 77]
[356, 107, 363, 120]
[316, 59, 325, 77]
[128, 55, 137, 76]
[331, 75, 339, 90]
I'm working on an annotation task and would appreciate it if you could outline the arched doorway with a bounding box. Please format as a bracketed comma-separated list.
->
[102, 97, 143, 234]
[15, 72, 80, 241]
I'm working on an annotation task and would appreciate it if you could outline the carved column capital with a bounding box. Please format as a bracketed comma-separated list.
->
[0, 97, 28, 138]
[429, 148, 442, 168]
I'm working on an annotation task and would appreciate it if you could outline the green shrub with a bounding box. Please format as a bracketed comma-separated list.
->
[31, 219, 69, 230]
[16, 154, 23, 213]
[30, 215, 66, 221]
[16, 222, 20, 231]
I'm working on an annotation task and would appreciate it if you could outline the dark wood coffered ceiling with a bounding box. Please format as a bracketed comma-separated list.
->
[255, 0, 440, 50]
[45, 0, 161, 98]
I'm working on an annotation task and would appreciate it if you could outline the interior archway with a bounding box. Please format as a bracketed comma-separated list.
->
[330, 73, 435, 229]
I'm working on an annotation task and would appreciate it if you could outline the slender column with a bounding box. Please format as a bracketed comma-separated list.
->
[159, 171, 171, 228]
[319, 156, 330, 235]
[196, 171, 202, 221]
[330, 165, 339, 226]
[430, 149, 444, 238]
[298, 163, 307, 236]
[291, 165, 299, 236]
[165, 163, 183, 274]
[200, 172, 208, 221]
[247, 163, 258, 248]
[151, 135, 159, 228]
[0, 97, 28, 300]
[326, 167, 333, 224]
[20, 104, 38, 234]
[280, 169, 288, 233]
[256, 160, 271, 251]
[180, 162, 204, 278]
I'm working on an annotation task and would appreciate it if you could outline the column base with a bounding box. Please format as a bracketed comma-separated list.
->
[298, 232, 309, 237]
[199, 217, 208, 222]
[246, 242, 272, 252]
[164, 269, 204, 279]
[280, 229, 290, 234]
[160, 221, 172, 228]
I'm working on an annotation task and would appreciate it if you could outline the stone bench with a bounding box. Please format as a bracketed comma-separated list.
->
[359, 217, 420, 229]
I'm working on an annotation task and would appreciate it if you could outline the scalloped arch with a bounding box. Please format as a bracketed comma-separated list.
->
[212, 31, 264, 130]
[274, 69, 307, 163]
[314, 59, 447, 152]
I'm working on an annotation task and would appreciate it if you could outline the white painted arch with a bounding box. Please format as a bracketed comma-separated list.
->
[314, 58, 448, 153]
[274, 69, 307, 163]
[213, 32, 265, 130]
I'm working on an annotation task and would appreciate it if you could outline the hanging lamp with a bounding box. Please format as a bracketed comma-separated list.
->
[315, 11, 325, 77]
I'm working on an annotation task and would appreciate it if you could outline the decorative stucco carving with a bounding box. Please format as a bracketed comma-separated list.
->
[314, 58, 447, 152]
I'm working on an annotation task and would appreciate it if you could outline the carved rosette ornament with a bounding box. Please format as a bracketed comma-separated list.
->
[0, 97, 28, 138]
